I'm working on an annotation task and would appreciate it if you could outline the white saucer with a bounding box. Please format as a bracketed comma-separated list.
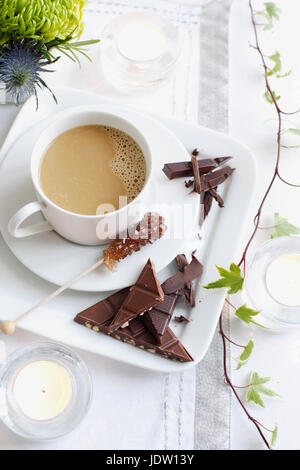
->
[0, 104, 199, 292]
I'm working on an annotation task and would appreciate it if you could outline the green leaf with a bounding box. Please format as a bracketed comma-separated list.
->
[203, 263, 244, 294]
[265, 2, 281, 21]
[270, 424, 278, 449]
[267, 51, 291, 78]
[235, 338, 254, 370]
[270, 213, 300, 238]
[256, 2, 281, 30]
[246, 372, 280, 408]
[235, 305, 265, 328]
[264, 90, 280, 104]
[269, 50, 281, 74]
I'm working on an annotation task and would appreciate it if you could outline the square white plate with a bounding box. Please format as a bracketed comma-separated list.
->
[0, 88, 256, 373]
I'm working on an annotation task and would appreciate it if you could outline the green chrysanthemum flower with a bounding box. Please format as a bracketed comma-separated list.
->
[0, 0, 86, 46]
[0, 1, 99, 106]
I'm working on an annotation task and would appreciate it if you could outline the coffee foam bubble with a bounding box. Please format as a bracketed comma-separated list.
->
[104, 126, 146, 203]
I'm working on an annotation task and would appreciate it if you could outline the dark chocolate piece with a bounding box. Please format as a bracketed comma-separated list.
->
[176, 254, 195, 307]
[143, 293, 178, 344]
[74, 291, 193, 363]
[109, 259, 164, 332]
[191, 154, 202, 194]
[162, 157, 232, 180]
[162, 253, 203, 295]
[74, 288, 130, 327]
[203, 191, 213, 219]
[201, 166, 235, 193]
[175, 315, 190, 323]
[185, 179, 194, 188]
[209, 188, 224, 207]
[203, 187, 224, 220]
[143, 253, 202, 342]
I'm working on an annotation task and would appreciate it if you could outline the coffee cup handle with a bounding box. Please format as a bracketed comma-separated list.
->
[8, 202, 53, 238]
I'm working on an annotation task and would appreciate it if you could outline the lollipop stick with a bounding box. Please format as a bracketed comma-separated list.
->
[1, 258, 104, 334]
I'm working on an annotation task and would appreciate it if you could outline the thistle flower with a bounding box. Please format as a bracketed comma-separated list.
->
[0, 0, 85, 45]
[0, 38, 57, 107]
[0, 1, 99, 106]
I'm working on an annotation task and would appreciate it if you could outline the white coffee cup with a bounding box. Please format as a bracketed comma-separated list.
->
[8, 106, 153, 245]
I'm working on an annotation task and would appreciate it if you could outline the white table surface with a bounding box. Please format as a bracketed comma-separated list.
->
[0, 0, 299, 450]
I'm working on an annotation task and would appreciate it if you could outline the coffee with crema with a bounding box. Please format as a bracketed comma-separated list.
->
[40, 125, 146, 216]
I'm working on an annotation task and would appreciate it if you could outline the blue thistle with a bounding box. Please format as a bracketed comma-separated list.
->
[0, 38, 58, 108]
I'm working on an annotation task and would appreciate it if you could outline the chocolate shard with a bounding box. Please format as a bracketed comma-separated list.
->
[203, 191, 213, 219]
[108, 259, 164, 332]
[201, 166, 235, 193]
[209, 188, 224, 207]
[191, 154, 202, 194]
[162, 157, 232, 180]
[175, 315, 190, 323]
[162, 253, 203, 295]
[143, 292, 178, 344]
[185, 179, 194, 188]
[74, 291, 193, 363]
[176, 254, 195, 307]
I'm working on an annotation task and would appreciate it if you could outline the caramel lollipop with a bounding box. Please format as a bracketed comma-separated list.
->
[1, 213, 166, 335]
[103, 212, 166, 271]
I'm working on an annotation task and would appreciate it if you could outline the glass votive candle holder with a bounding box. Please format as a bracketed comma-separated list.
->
[0, 342, 92, 440]
[101, 11, 182, 93]
[244, 236, 300, 328]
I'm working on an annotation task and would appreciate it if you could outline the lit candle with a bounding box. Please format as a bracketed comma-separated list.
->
[116, 21, 167, 62]
[266, 253, 300, 307]
[13, 361, 72, 421]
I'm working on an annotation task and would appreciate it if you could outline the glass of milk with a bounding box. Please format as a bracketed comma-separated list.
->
[0, 342, 92, 439]
[101, 12, 182, 92]
[244, 236, 300, 327]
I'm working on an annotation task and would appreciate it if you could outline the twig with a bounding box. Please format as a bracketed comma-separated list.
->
[237, 0, 300, 274]
[219, 313, 270, 449]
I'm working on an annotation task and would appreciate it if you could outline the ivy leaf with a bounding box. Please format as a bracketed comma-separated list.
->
[203, 263, 244, 294]
[264, 90, 280, 103]
[235, 305, 266, 328]
[268, 50, 281, 74]
[235, 338, 254, 370]
[270, 424, 278, 449]
[246, 372, 280, 408]
[256, 2, 281, 30]
[270, 213, 300, 238]
[267, 51, 291, 78]
[265, 2, 281, 21]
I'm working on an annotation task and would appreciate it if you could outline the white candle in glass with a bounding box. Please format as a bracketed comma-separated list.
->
[115, 21, 167, 62]
[266, 253, 300, 307]
[13, 361, 72, 421]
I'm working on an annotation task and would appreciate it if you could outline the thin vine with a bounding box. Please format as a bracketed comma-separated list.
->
[213, 0, 300, 450]
[238, 0, 300, 274]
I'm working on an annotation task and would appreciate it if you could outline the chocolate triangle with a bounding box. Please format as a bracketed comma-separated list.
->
[143, 293, 178, 344]
[74, 290, 193, 363]
[108, 259, 164, 332]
